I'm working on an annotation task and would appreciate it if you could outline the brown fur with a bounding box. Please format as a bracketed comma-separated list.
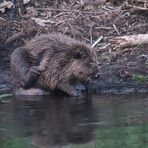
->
[11, 33, 99, 96]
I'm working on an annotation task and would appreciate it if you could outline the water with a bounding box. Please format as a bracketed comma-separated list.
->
[0, 93, 148, 148]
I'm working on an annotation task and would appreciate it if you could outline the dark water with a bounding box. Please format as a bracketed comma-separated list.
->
[0, 93, 148, 148]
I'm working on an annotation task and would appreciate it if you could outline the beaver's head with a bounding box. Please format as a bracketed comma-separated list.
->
[58, 43, 99, 82]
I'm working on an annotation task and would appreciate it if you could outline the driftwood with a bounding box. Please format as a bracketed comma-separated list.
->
[110, 34, 148, 48]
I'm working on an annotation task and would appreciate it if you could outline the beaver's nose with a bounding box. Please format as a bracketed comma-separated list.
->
[91, 63, 99, 74]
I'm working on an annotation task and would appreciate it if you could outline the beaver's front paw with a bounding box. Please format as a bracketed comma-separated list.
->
[21, 66, 43, 88]
[28, 66, 42, 79]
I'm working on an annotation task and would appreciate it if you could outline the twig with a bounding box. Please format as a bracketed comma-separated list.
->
[80, 0, 84, 5]
[0, 17, 5, 21]
[53, 12, 64, 18]
[95, 26, 113, 30]
[89, 26, 93, 44]
[113, 24, 120, 35]
[99, 43, 110, 50]
[91, 36, 103, 48]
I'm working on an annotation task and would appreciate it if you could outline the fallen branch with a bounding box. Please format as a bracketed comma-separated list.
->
[110, 34, 148, 48]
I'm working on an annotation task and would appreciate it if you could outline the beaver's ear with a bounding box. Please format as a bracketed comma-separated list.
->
[71, 48, 87, 59]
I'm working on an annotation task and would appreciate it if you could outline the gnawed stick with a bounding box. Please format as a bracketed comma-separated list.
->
[110, 34, 148, 48]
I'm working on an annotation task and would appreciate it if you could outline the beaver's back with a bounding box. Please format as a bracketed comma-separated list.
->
[25, 33, 88, 56]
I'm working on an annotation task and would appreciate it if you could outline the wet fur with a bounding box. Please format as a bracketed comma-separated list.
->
[11, 33, 98, 96]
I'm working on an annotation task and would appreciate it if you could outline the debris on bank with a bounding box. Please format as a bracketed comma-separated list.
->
[0, 0, 148, 92]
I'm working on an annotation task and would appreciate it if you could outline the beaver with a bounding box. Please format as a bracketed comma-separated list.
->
[10, 33, 99, 96]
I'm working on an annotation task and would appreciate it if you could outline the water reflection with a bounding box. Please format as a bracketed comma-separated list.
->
[0, 93, 148, 148]
[13, 95, 96, 147]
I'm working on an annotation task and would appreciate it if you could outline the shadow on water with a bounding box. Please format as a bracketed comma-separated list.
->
[0, 93, 148, 148]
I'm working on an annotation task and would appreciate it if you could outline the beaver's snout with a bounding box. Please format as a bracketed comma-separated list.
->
[89, 63, 99, 76]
